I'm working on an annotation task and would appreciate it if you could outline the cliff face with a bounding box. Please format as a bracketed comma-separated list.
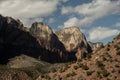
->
[55, 27, 92, 60]
[0, 15, 92, 63]
[0, 15, 62, 63]
[29, 22, 67, 62]
[0, 15, 44, 64]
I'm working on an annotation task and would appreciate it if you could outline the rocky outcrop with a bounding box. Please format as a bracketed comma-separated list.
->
[88, 41, 104, 50]
[0, 15, 92, 63]
[0, 15, 63, 63]
[0, 15, 44, 64]
[29, 22, 67, 62]
[55, 27, 92, 60]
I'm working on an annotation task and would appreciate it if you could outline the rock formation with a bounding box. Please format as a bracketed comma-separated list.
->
[55, 27, 92, 60]
[0, 15, 63, 63]
[0, 15, 92, 63]
[29, 22, 67, 62]
[0, 15, 43, 64]
[88, 41, 104, 50]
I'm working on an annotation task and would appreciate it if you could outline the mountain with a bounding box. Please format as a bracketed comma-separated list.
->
[0, 15, 61, 63]
[29, 22, 67, 62]
[55, 27, 92, 61]
[0, 15, 91, 63]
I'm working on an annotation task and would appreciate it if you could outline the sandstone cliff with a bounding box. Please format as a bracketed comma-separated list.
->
[55, 27, 92, 60]
[29, 22, 67, 62]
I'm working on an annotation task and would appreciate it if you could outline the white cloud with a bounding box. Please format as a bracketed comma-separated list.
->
[48, 18, 55, 23]
[64, 17, 80, 28]
[62, 0, 69, 3]
[115, 21, 120, 27]
[0, 0, 59, 27]
[61, 0, 120, 27]
[88, 26, 119, 41]
[61, 6, 73, 14]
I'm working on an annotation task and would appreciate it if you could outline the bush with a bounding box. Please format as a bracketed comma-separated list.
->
[74, 65, 79, 70]
[101, 69, 109, 77]
[102, 56, 107, 61]
[86, 71, 94, 76]
[96, 61, 105, 69]
[41, 74, 51, 79]
[114, 45, 119, 51]
[78, 63, 89, 70]
[116, 50, 120, 55]
[106, 48, 110, 51]
[82, 64, 89, 70]
[86, 53, 92, 59]
[66, 72, 76, 77]
[118, 70, 120, 73]
[96, 71, 102, 79]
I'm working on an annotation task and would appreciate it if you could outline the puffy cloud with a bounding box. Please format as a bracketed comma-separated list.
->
[0, 0, 59, 26]
[61, 0, 120, 27]
[88, 26, 119, 41]
[64, 17, 80, 28]
[61, 6, 73, 14]
[0, 0, 59, 18]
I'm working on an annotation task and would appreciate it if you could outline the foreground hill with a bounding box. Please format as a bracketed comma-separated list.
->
[37, 33, 119, 80]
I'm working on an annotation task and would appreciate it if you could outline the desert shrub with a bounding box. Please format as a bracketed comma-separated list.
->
[77, 63, 89, 70]
[51, 68, 57, 73]
[41, 74, 51, 79]
[59, 68, 66, 73]
[115, 64, 119, 68]
[101, 69, 109, 77]
[107, 78, 111, 80]
[74, 65, 79, 70]
[118, 70, 120, 73]
[107, 44, 110, 47]
[86, 71, 94, 76]
[106, 47, 110, 51]
[96, 61, 105, 69]
[82, 64, 89, 70]
[102, 56, 107, 61]
[100, 45, 104, 48]
[59, 64, 70, 73]
[105, 53, 112, 58]
[116, 50, 120, 55]
[66, 72, 76, 77]
[77, 59, 82, 62]
[86, 53, 92, 59]
[97, 71, 102, 79]
[114, 45, 120, 51]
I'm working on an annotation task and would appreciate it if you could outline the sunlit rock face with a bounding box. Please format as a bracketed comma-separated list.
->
[30, 22, 67, 62]
[55, 27, 92, 60]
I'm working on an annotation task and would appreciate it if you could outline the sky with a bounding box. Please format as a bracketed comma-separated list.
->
[0, 0, 120, 44]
